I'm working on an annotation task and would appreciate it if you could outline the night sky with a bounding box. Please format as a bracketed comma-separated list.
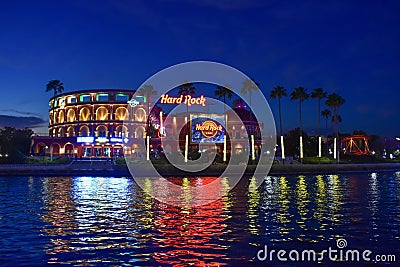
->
[0, 0, 399, 136]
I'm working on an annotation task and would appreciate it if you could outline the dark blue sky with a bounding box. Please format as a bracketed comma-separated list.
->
[0, 0, 399, 136]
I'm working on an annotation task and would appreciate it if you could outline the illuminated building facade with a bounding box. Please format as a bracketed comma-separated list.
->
[32, 89, 148, 157]
[32, 90, 263, 159]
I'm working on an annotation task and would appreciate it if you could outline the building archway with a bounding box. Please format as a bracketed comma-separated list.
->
[64, 143, 74, 156]
[115, 107, 129, 120]
[135, 126, 145, 138]
[96, 125, 108, 137]
[79, 107, 91, 121]
[115, 125, 128, 137]
[52, 143, 61, 156]
[67, 126, 75, 137]
[96, 106, 108, 121]
[58, 110, 65, 123]
[135, 108, 146, 122]
[67, 109, 76, 122]
[79, 125, 90, 136]
[36, 143, 47, 155]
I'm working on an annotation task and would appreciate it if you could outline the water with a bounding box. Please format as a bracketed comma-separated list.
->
[0, 172, 399, 266]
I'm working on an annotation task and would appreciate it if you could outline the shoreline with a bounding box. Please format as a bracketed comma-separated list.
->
[0, 162, 399, 177]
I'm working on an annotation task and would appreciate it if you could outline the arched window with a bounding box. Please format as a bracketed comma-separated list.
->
[67, 126, 75, 137]
[79, 125, 90, 137]
[79, 107, 91, 121]
[96, 107, 108, 120]
[96, 125, 108, 137]
[58, 110, 65, 123]
[67, 109, 76, 122]
[135, 126, 145, 139]
[135, 108, 146, 122]
[115, 125, 128, 137]
[115, 107, 129, 120]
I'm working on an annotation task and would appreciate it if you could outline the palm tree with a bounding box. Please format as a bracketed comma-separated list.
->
[46, 80, 64, 96]
[325, 93, 345, 161]
[321, 109, 331, 129]
[311, 88, 327, 135]
[270, 85, 287, 137]
[215, 85, 233, 113]
[325, 93, 345, 137]
[178, 81, 196, 113]
[137, 85, 158, 135]
[290, 86, 309, 135]
[240, 78, 259, 107]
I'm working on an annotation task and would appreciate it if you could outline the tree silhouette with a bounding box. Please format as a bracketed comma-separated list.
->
[214, 85, 232, 113]
[290, 86, 309, 136]
[321, 109, 331, 129]
[311, 88, 327, 135]
[46, 80, 64, 96]
[137, 84, 158, 135]
[240, 78, 259, 107]
[270, 85, 287, 137]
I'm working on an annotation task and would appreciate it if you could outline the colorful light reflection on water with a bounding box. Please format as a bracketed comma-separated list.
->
[0, 172, 399, 266]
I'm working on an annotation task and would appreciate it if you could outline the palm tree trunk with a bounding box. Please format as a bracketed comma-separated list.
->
[317, 99, 321, 136]
[299, 100, 302, 135]
[278, 97, 283, 137]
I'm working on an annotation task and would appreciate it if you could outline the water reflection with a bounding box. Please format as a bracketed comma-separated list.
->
[40, 176, 235, 266]
[1, 172, 398, 265]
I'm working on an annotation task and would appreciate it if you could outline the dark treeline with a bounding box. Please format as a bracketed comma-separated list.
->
[0, 127, 33, 163]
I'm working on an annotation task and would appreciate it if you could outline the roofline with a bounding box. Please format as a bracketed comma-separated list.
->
[49, 89, 137, 101]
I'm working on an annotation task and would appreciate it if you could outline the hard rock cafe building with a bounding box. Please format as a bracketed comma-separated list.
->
[32, 89, 148, 158]
[32, 89, 263, 158]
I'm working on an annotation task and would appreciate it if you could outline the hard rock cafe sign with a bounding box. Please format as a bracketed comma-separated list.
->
[160, 94, 206, 106]
[195, 120, 223, 138]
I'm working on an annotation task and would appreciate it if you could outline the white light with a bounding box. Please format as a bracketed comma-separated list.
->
[299, 136, 303, 159]
[281, 135, 285, 160]
[334, 137, 337, 159]
[96, 137, 109, 143]
[77, 136, 94, 143]
[318, 136, 322, 158]
[251, 135, 256, 160]
[185, 134, 189, 163]
[223, 135, 227, 162]
[146, 136, 150, 161]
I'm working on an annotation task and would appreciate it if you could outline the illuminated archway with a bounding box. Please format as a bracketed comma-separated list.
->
[135, 108, 146, 122]
[79, 107, 91, 121]
[115, 125, 128, 137]
[58, 110, 65, 123]
[115, 107, 129, 120]
[67, 109, 76, 122]
[135, 126, 145, 138]
[96, 106, 108, 121]
[67, 126, 75, 137]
